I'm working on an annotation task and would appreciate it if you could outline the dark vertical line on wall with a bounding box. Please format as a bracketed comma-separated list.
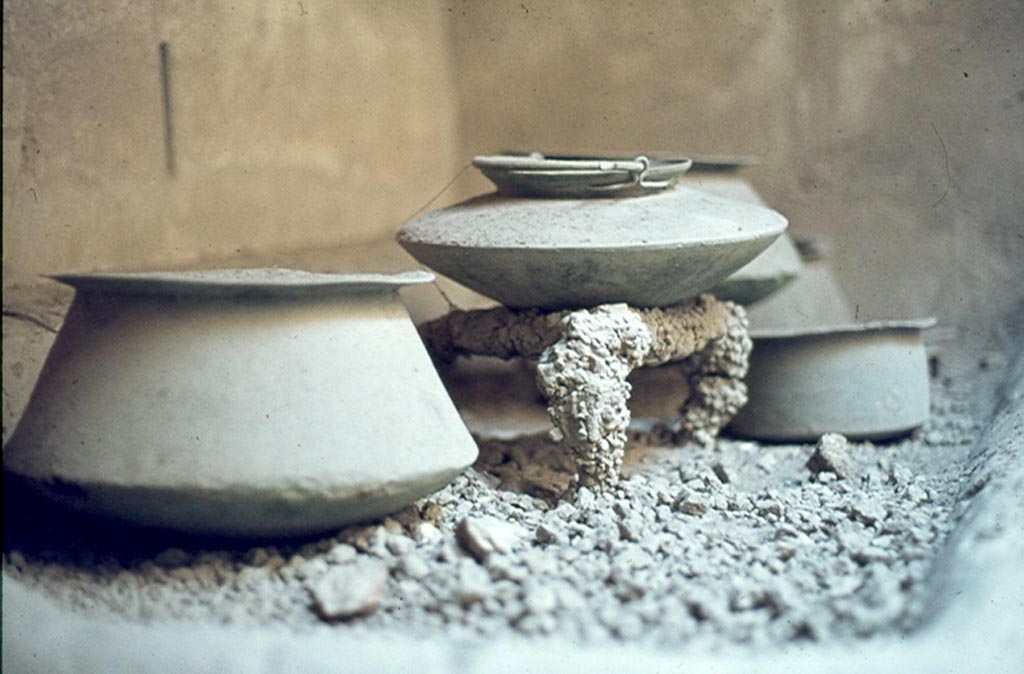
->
[159, 41, 177, 177]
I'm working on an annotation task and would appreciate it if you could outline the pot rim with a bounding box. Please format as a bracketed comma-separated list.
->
[47, 269, 434, 298]
[685, 154, 761, 172]
[398, 228, 785, 254]
[750, 317, 938, 341]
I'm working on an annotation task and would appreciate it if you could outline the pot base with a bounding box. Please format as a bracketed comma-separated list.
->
[8, 468, 464, 538]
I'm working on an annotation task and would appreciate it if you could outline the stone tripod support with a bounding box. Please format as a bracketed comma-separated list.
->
[420, 295, 752, 491]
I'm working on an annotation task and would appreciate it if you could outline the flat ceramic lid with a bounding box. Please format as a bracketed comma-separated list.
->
[472, 153, 693, 198]
[48, 269, 434, 297]
[751, 318, 938, 340]
[398, 184, 788, 250]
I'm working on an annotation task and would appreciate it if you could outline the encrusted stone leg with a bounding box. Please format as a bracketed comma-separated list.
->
[535, 306, 651, 491]
[675, 302, 752, 447]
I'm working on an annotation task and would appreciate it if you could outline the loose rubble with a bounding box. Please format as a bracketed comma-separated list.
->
[3, 374, 991, 649]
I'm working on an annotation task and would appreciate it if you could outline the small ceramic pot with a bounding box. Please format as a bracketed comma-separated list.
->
[727, 319, 935, 442]
[3, 269, 478, 537]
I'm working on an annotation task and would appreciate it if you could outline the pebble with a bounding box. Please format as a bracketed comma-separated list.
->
[308, 558, 388, 620]
[535, 523, 568, 546]
[889, 462, 913, 487]
[675, 495, 709, 516]
[905, 484, 930, 503]
[413, 522, 443, 544]
[454, 561, 492, 606]
[326, 544, 357, 565]
[850, 499, 887, 526]
[522, 584, 558, 614]
[712, 462, 731, 484]
[456, 516, 522, 561]
[807, 433, 854, 479]
[398, 555, 430, 580]
[386, 534, 415, 557]
[298, 557, 329, 581]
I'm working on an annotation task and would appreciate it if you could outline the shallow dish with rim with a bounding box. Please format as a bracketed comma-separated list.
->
[472, 152, 694, 198]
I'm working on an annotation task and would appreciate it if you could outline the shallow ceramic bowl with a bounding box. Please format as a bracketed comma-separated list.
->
[2, 269, 478, 537]
[397, 184, 788, 309]
[473, 153, 693, 198]
[727, 319, 936, 442]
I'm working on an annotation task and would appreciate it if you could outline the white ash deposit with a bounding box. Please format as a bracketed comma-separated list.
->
[2, 376, 993, 649]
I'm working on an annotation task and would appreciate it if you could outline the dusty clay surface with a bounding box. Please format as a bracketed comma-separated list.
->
[2, 368, 1000, 649]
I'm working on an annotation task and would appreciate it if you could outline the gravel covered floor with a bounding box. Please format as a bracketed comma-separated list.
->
[2, 368, 997, 650]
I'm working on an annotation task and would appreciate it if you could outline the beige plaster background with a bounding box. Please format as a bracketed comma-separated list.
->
[446, 0, 1024, 341]
[3, 0, 1023, 346]
[2, 0, 461, 278]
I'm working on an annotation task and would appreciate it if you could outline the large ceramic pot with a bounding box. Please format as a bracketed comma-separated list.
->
[397, 184, 788, 309]
[727, 320, 935, 442]
[3, 269, 478, 537]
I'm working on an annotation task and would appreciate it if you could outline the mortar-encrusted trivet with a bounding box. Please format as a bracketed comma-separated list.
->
[421, 294, 751, 492]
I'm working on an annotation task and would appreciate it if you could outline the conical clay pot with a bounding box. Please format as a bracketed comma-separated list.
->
[3, 269, 478, 537]
[397, 184, 788, 309]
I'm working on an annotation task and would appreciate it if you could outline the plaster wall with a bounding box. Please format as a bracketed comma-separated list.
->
[3, 1, 1022, 348]
[448, 0, 1024, 346]
[2, 0, 461, 282]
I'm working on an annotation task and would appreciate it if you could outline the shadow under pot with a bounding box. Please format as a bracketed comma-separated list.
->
[2, 269, 478, 537]
[727, 319, 936, 442]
